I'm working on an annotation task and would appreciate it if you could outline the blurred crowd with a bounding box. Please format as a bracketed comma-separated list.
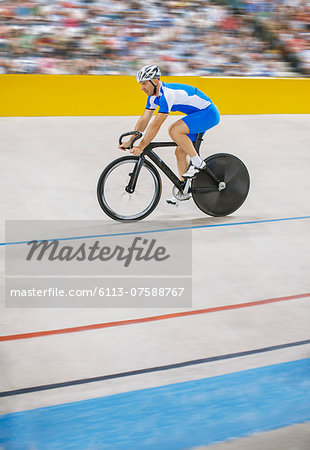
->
[0, 0, 308, 76]
[237, 0, 309, 75]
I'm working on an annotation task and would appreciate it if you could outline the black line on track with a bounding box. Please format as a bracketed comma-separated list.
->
[1, 339, 310, 398]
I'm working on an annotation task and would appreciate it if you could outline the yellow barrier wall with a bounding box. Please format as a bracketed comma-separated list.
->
[1, 75, 309, 117]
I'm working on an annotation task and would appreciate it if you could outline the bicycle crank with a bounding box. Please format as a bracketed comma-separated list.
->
[172, 184, 192, 200]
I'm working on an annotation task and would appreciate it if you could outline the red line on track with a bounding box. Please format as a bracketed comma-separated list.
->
[1, 293, 309, 342]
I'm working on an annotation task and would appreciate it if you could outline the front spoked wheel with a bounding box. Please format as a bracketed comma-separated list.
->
[97, 156, 162, 221]
[192, 153, 250, 216]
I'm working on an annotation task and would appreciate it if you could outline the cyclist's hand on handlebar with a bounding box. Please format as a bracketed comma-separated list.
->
[118, 140, 131, 151]
[130, 146, 143, 156]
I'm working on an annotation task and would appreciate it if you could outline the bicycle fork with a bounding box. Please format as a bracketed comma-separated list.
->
[125, 157, 144, 194]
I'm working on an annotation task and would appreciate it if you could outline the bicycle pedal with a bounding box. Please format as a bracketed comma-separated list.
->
[166, 198, 179, 206]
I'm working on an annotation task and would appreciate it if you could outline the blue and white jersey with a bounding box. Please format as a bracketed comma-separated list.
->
[146, 82, 212, 115]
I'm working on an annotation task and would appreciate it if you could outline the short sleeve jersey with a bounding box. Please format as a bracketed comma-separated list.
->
[146, 82, 212, 115]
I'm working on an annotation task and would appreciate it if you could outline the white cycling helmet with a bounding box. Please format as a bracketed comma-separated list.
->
[136, 64, 161, 82]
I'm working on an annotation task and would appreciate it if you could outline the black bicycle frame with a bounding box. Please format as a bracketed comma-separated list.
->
[140, 132, 205, 191]
[143, 141, 182, 190]
[120, 131, 220, 193]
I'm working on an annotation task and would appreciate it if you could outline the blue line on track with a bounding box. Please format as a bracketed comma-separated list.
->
[1, 215, 310, 246]
[0, 359, 309, 449]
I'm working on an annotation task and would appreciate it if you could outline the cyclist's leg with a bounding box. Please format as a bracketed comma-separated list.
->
[175, 146, 190, 180]
[169, 104, 220, 158]
[166, 146, 191, 205]
[169, 104, 220, 177]
[169, 120, 197, 158]
[169, 121, 207, 180]
[182, 104, 220, 144]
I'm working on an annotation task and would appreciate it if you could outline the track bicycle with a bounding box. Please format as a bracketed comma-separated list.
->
[97, 131, 250, 222]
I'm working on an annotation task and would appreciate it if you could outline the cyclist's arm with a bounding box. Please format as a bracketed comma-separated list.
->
[119, 109, 154, 150]
[134, 108, 155, 133]
[138, 113, 168, 150]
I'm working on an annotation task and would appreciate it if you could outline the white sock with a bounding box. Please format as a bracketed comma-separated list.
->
[190, 155, 204, 168]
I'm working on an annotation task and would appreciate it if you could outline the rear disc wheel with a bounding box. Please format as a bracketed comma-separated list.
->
[192, 153, 250, 216]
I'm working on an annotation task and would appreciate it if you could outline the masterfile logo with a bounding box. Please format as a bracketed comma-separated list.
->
[26, 237, 170, 267]
[5, 220, 192, 308]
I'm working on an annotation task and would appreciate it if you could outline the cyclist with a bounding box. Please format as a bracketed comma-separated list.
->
[119, 64, 220, 203]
